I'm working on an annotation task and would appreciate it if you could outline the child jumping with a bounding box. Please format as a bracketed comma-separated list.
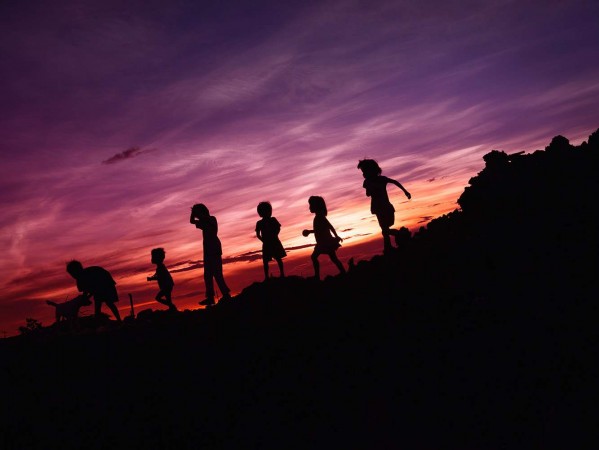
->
[147, 247, 177, 311]
[357, 158, 411, 254]
[190, 203, 232, 306]
[302, 196, 346, 280]
[256, 201, 286, 281]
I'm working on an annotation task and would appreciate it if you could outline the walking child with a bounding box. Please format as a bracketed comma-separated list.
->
[256, 201, 286, 281]
[190, 203, 232, 306]
[357, 159, 411, 254]
[147, 247, 177, 311]
[302, 196, 346, 280]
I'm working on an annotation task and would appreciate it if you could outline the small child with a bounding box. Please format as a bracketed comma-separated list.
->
[66, 260, 122, 321]
[190, 203, 232, 306]
[147, 247, 177, 311]
[302, 196, 346, 280]
[256, 201, 286, 281]
[357, 158, 411, 254]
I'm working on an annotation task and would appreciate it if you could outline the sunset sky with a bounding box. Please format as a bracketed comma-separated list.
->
[1, 0, 598, 335]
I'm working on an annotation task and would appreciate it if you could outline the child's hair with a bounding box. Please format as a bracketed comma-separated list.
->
[257, 201, 272, 218]
[66, 260, 83, 275]
[192, 203, 209, 217]
[357, 159, 382, 177]
[151, 247, 165, 261]
[308, 196, 327, 216]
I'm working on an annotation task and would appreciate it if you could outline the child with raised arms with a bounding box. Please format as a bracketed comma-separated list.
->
[357, 158, 411, 254]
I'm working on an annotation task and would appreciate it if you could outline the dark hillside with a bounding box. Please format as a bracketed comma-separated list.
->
[1, 129, 598, 449]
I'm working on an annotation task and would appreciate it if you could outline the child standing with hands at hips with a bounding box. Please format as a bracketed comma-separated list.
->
[357, 159, 411, 254]
[190, 203, 232, 306]
[256, 201, 286, 281]
[302, 196, 346, 280]
[147, 247, 177, 311]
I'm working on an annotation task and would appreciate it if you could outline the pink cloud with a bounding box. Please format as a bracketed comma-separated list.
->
[102, 146, 157, 165]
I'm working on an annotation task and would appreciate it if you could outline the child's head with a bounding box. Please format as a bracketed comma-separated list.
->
[66, 260, 84, 279]
[257, 201, 272, 218]
[308, 196, 327, 216]
[151, 247, 165, 264]
[357, 159, 382, 178]
[191, 203, 209, 218]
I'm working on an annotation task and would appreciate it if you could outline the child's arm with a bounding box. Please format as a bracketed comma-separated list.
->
[147, 271, 157, 282]
[274, 218, 281, 235]
[76, 279, 88, 294]
[390, 178, 411, 199]
[326, 219, 343, 242]
[302, 229, 313, 237]
[363, 180, 371, 197]
[256, 222, 263, 241]
[191, 215, 218, 232]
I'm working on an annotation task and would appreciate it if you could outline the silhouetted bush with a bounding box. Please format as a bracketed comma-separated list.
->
[18, 318, 42, 335]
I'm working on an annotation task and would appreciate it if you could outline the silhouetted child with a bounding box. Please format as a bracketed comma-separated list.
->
[357, 158, 411, 254]
[256, 201, 286, 281]
[147, 247, 177, 311]
[302, 196, 346, 280]
[190, 203, 232, 306]
[66, 260, 122, 321]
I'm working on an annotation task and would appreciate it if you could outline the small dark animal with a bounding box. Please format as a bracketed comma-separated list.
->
[46, 294, 92, 322]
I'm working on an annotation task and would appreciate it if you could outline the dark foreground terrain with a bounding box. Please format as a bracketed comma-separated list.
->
[2, 130, 598, 449]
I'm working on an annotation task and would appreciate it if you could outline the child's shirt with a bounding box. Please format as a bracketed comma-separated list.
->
[255, 217, 281, 243]
[313, 215, 340, 252]
[363, 175, 395, 214]
[194, 215, 223, 256]
[76, 266, 117, 301]
[256, 217, 286, 260]
[153, 263, 174, 291]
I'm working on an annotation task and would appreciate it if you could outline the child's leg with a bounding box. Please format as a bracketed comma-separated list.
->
[311, 252, 320, 279]
[203, 263, 215, 299]
[262, 257, 270, 280]
[377, 212, 395, 253]
[276, 257, 285, 277]
[389, 228, 404, 249]
[106, 301, 122, 322]
[213, 256, 231, 297]
[164, 290, 177, 311]
[155, 290, 168, 305]
[94, 300, 102, 318]
[328, 251, 346, 274]
[381, 227, 393, 252]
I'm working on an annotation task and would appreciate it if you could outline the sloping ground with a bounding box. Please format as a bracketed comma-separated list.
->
[1, 130, 597, 449]
[2, 270, 596, 449]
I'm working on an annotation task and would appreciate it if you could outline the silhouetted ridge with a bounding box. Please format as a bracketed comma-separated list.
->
[2, 129, 597, 450]
[399, 128, 599, 300]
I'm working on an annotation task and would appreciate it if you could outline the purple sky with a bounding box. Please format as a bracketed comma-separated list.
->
[1, 0, 598, 335]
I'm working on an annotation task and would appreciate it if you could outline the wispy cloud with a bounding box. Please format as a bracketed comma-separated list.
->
[102, 146, 156, 165]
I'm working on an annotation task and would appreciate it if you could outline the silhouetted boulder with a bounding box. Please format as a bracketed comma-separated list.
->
[586, 127, 599, 150]
[545, 134, 572, 153]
